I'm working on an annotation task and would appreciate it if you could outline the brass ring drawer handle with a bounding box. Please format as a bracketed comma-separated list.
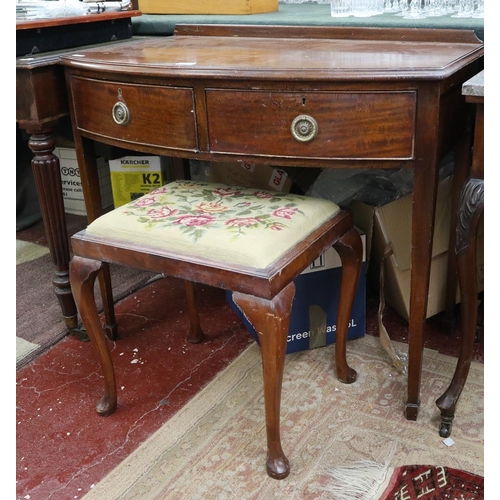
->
[112, 101, 130, 126]
[291, 115, 318, 142]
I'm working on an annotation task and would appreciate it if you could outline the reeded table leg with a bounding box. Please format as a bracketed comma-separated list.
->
[28, 128, 78, 331]
[233, 282, 295, 480]
[436, 178, 484, 437]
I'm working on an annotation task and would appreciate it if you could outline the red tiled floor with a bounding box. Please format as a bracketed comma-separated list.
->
[16, 218, 483, 500]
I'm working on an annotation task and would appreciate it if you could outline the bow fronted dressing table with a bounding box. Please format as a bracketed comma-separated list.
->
[60, 25, 483, 419]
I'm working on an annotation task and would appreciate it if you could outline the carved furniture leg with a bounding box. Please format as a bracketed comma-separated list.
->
[332, 227, 363, 384]
[28, 128, 78, 331]
[436, 178, 484, 437]
[232, 282, 295, 480]
[184, 280, 205, 344]
[70, 256, 117, 416]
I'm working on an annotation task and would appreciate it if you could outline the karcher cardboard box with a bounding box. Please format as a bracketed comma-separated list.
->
[109, 156, 173, 207]
[227, 231, 366, 354]
[350, 175, 484, 320]
[54, 147, 112, 216]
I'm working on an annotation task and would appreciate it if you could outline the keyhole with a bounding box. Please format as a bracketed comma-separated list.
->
[302, 97, 307, 106]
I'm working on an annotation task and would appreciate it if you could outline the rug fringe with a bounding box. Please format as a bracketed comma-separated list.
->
[322, 443, 397, 500]
[322, 460, 392, 500]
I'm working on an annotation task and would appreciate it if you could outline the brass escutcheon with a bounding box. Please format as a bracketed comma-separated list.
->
[112, 101, 130, 125]
[291, 115, 318, 142]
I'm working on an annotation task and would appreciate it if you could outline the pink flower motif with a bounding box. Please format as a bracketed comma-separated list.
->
[225, 218, 261, 228]
[133, 196, 156, 207]
[254, 191, 274, 199]
[212, 187, 242, 197]
[174, 215, 215, 226]
[270, 224, 284, 231]
[146, 206, 178, 219]
[272, 207, 298, 219]
[150, 186, 168, 194]
[197, 202, 228, 214]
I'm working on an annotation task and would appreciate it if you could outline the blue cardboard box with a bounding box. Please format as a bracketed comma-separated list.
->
[227, 232, 366, 354]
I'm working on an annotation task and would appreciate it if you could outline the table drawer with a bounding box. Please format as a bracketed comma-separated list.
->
[69, 76, 198, 151]
[206, 90, 416, 159]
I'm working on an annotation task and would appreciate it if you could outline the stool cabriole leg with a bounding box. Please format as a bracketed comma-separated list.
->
[333, 227, 363, 384]
[70, 256, 117, 417]
[233, 282, 295, 480]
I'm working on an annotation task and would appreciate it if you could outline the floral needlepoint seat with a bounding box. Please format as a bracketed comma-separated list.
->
[69, 179, 363, 480]
[86, 180, 342, 269]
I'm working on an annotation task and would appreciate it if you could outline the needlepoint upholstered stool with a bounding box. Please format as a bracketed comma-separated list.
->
[70, 180, 363, 479]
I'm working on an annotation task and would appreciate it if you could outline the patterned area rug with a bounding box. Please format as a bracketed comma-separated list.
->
[81, 335, 483, 499]
[16, 240, 157, 370]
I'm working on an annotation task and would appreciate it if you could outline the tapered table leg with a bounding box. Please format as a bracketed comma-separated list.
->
[405, 124, 441, 421]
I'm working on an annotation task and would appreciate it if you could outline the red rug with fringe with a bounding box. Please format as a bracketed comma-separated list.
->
[379, 465, 484, 500]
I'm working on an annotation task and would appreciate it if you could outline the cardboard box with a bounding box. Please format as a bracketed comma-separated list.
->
[109, 156, 173, 208]
[209, 161, 292, 193]
[227, 232, 367, 354]
[350, 175, 484, 321]
[137, 0, 278, 15]
[55, 147, 112, 216]
[209, 162, 322, 195]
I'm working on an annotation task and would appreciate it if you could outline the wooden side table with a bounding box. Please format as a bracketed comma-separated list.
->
[16, 11, 141, 331]
[59, 25, 483, 419]
[436, 70, 484, 437]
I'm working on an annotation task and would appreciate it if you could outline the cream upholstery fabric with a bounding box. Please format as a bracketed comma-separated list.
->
[86, 181, 340, 269]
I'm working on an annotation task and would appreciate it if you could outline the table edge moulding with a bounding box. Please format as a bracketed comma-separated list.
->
[58, 24, 483, 422]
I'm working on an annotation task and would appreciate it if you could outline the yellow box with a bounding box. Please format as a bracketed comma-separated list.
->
[109, 156, 173, 208]
[137, 0, 278, 15]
